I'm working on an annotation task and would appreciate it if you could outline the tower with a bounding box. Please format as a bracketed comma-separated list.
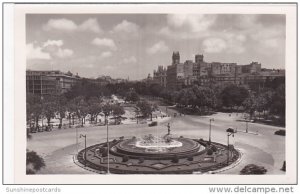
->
[172, 51, 180, 65]
[195, 54, 204, 64]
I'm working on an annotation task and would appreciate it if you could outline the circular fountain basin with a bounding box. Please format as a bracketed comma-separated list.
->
[135, 139, 183, 153]
[111, 137, 204, 159]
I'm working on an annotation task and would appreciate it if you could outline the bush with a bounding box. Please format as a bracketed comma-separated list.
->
[274, 130, 286, 136]
[122, 155, 129, 162]
[240, 164, 267, 175]
[211, 145, 218, 152]
[187, 156, 194, 161]
[112, 139, 118, 144]
[26, 150, 45, 174]
[198, 139, 207, 147]
[138, 157, 144, 163]
[102, 149, 108, 157]
[206, 148, 213, 155]
[26, 169, 36, 174]
[148, 121, 158, 127]
[99, 147, 106, 153]
[172, 155, 179, 163]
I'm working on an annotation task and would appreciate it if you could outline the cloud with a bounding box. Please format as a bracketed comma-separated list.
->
[43, 39, 64, 47]
[202, 33, 246, 54]
[122, 56, 137, 64]
[27, 43, 51, 60]
[86, 64, 95, 68]
[159, 14, 216, 39]
[43, 18, 101, 33]
[111, 20, 140, 34]
[261, 39, 279, 48]
[250, 24, 285, 51]
[43, 18, 77, 31]
[55, 48, 74, 58]
[167, 14, 216, 32]
[91, 38, 117, 50]
[78, 18, 102, 33]
[202, 38, 227, 53]
[27, 39, 74, 59]
[146, 41, 169, 55]
[100, 51, 112, 58]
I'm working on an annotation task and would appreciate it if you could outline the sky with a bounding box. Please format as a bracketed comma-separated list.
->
[26, 14, 286, 80]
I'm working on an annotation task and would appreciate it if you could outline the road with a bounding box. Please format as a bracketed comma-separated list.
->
[27, 105, 285, 175]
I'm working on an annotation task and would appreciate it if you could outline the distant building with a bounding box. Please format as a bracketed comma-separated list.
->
[153, 66, 167, 87]
[26, 70, 80, 96]
[150, 51, 284, 90]
[241, 62, 261, 74]
[166, 51, 185, 90]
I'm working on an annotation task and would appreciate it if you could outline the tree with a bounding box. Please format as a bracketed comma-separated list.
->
[87, 97, 102, 124]
[149, 103, 158, 121]
[111, 104, 125, 124]
[102, 103, 112, 124]
[242, 92, 257, 120]
[27, 94, 43, 130]
[66, 100, 77, 127]
[221, 85, 249, 110]
[42, 95, 57, 127]
[64, 79, 102, 100]
[26, 150, 45, 174]
[176, 88, 196, 107]
[136, 100, 152, 119]
[56, 95, 67, 128]
[149, 83, 164, 97]
[192, 86, 216, 113]
[72, 96, 89, 127]
[255, 93, 268, 120]
[125, 88, 140, 102]
[270, 84, 285, 124]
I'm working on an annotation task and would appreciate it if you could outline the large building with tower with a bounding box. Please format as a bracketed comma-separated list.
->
[151, 51, 284, 90]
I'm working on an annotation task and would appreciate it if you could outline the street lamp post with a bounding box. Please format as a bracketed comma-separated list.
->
[226, 128, 236, 165]
[209, 118, 214, 143]
[79, 134, 87, 167]
[244, 114, 249, 133]
[106, 118, 110, 174]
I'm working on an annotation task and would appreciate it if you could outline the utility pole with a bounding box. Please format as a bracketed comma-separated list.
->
[209, 118, 214, 142]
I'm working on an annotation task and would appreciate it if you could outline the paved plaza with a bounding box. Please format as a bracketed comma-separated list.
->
[27, 105, 285, 175]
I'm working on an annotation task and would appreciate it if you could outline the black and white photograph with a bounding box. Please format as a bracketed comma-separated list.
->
[3, 2, 297, 186]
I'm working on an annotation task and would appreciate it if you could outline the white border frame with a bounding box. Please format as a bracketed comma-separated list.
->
[9, 3, 297, 184]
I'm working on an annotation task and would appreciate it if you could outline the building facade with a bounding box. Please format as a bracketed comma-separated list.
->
[153, 66, 167, 87]
[151, 52, 284, 90]
[26, 70, 80, 96]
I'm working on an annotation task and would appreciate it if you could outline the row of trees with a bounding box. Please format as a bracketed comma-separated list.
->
[119, 80, 285, 124]
[27, 94, 125, 130]
[243, 84, 285, 124]
[29, 76, 284, 127]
